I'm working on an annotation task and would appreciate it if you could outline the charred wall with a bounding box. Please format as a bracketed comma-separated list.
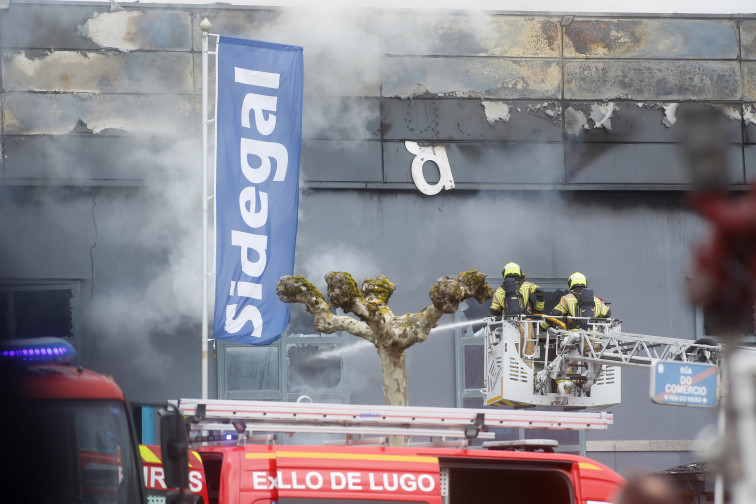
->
[1, 8, 755, 188]
[0, 4, 204, 399]
[1, 2, 754, 475]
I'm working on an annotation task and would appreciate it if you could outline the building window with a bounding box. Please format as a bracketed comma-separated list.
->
[696, 304, 756, 344]
[225, 346, 281, 398]
[218, 333, 348, 403]
[0, 282, 80, 354]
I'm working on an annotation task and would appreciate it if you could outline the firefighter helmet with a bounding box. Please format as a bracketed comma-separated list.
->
[502, 262, 522, 279]
[568, 272, 587, 290]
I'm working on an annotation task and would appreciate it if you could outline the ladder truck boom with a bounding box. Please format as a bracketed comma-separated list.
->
[481, 316, 724, 409]
[545, 326, 721, 368]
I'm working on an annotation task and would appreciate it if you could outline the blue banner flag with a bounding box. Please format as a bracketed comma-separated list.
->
[214, 36, 303, 345]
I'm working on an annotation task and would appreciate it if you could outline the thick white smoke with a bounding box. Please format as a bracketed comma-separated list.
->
[298, 245, 382, 294]
[84, 136, 202, 380]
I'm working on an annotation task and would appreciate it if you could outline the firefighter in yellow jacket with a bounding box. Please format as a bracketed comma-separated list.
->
[540, 272, 611, 331]
[490, 262, 545, 317]
[490, 262, 544, 367]
[541, 272, 612, 389]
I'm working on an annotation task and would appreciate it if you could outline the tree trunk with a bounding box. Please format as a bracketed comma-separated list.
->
[376, 345, 410, 446]
[377, 345, 408, 407]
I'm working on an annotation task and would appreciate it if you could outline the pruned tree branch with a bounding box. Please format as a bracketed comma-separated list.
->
[277, 270, 493, 411]
[430, 270, 492, 312]
[276, 275, 374, 341]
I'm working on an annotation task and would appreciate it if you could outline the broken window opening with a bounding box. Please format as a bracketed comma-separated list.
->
[219, 324, 348, 404]
[699, 303, 756, 344]
[0, 282, 79, 347]
[287, 343, 342, 393]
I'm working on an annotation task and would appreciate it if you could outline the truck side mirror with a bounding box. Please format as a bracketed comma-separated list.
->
[158, 404, 189, 491]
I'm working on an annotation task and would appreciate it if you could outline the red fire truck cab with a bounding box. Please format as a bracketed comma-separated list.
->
[195, 442, 623, 504]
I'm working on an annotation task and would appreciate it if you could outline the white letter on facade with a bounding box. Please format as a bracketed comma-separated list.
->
[405, 141, 454, 196]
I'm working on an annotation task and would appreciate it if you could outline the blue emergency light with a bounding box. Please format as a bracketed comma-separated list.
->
[0, 337, 76, 366]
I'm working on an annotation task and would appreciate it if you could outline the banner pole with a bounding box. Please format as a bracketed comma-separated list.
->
[200, 18, 211, 400]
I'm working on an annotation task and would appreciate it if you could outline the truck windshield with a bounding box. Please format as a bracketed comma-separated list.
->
[0, 399, 142, 504]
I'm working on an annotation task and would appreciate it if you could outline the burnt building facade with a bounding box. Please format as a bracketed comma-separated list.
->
[1, 0, 755, 475]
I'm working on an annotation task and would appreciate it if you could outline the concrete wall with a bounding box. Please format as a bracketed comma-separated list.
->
[2, 1, 754, 475]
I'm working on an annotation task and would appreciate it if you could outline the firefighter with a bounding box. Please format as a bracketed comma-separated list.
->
[489, 262, 545, 317]
[541, 272, 612, 392]
[489, 262, 545, 367]
[540, 272, 611, 331]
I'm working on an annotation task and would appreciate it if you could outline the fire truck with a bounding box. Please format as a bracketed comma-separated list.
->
[0, 337, 186, 504]
[166, 398, 625, 504]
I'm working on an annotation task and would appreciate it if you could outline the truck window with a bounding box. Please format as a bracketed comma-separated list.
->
[1, 399, 141, 504]
[445, 463, 574, 504]
[201, 453, 224, 504]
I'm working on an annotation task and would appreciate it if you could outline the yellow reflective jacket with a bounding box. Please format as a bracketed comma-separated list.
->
[540, 292, 611, 329]
[490, 280, 545, 315]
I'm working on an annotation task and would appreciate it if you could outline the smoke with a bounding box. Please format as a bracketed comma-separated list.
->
[289, 187, 573, 320]
[239, 8, 381, 142]
[245, 8, 379, 94]
[83, 135, 202, 380]
[298, 244, 382, 294]
[231, 8, 533, 142]
[0, 129, 201, 387]
[398, 190, 567, 286]
[380, 9, 512, 56]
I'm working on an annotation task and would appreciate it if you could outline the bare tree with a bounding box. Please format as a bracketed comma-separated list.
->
[276, 270, 493, 407]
